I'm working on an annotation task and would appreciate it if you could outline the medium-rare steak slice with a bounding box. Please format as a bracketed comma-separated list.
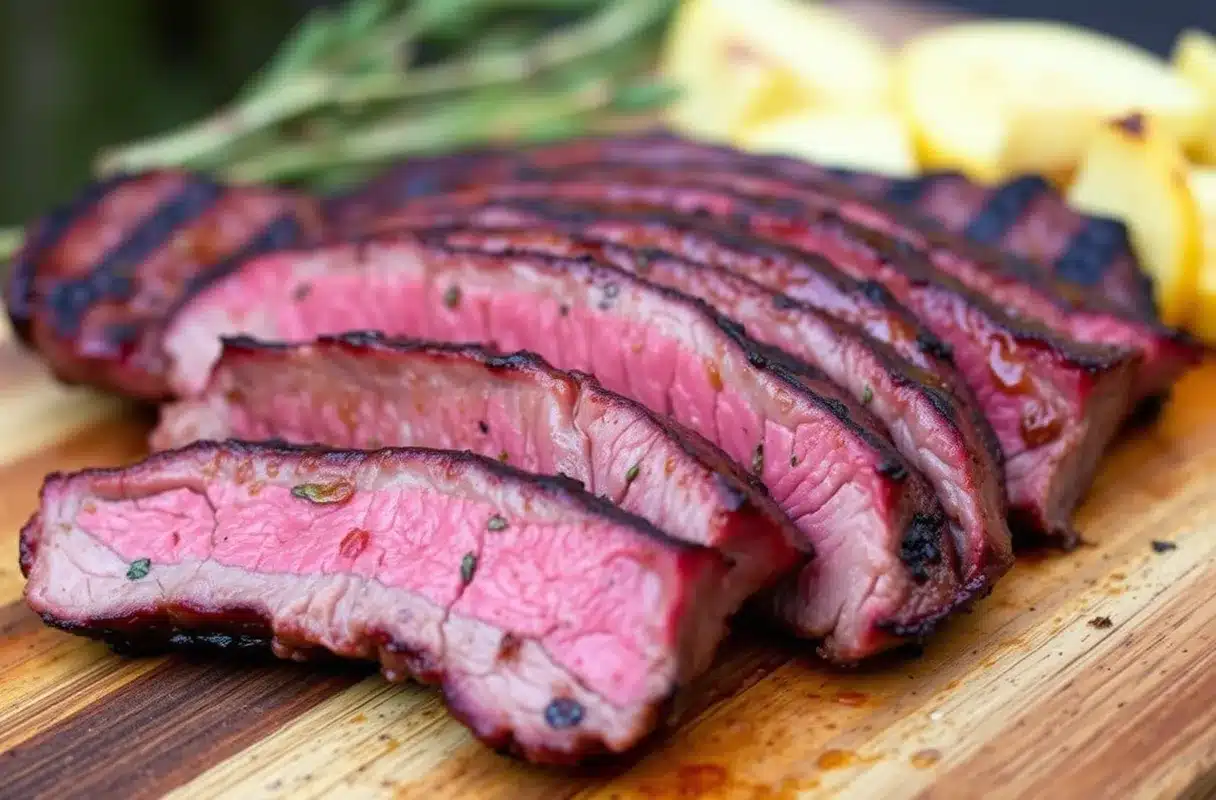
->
[162, 235, 963, 661]
[396, 224, 1012, 594]
[339, 133, 1195, 401]
[829, 170, 1159, 320]
[362, 179, 1135, 541]
[4, 171, 319, 398]
[20, 441, 736, 763]
[153, 333, 803, 595]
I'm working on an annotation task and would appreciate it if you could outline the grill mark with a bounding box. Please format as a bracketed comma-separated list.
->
[883, 176, 934, 207]
[0, 656, 364, 800]
[1055, 217, 1131, 287]
[964, 176, 1050, 245]
[45, 179, 223, 337]
[186, 212, 305, 295]
[4, 173, 135, 340]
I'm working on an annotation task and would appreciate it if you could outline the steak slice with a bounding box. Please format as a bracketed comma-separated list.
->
[162, 235, 962, 661]
[338, 133, 1195, 401]
[829, 170, 1159, 321]
[20, 441, 736, 763]
[153, 333, 803, 596]
[389, 223, 1011, 594]
[4, 171, 320, 399]
[363, 179, 1135, 541]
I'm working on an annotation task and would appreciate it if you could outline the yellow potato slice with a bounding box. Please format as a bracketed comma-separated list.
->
[1172, 29, 1216, 164]
[1068, 115, 1202, 326]
[1187, 167, 1216, 342]
[706, 0, 893, 108]
[898, 21, 1209, 182]
[659, 0, 811, 141]
[737, 108, 919, 177]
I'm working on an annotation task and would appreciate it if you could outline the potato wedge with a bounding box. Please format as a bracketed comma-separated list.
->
[1172, 29, 1216, 164]
[1187, 167, 1216, 342]
[706, 0, 893, 108]
[737, 108, 918, 177]
[659, 0, 811, 141]
[1068, 114, 1203, 326]
[899, 21, 1209, 182]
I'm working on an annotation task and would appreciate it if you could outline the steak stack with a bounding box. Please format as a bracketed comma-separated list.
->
[4, 133, 1200, 763]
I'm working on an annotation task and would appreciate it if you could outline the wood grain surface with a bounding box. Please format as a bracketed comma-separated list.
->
[3, 5, 1215, 796]
[1, 323, 1214, 799]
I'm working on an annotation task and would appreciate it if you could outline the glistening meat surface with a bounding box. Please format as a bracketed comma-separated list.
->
[21, 442, 734, 764]
[373, 177, 1136, 542]
[162, 235, 963, 661]
[153, 333, 803, 597]
[390, 223, 1011, 594]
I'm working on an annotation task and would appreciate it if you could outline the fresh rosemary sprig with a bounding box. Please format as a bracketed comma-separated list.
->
[96, 0, 677, 184]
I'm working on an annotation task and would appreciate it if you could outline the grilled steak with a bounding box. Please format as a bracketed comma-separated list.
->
[355, 179, 1135, 541]
[153, 333, 803, 595]
[338, 133, 1195, 401]
[830, 170, 1158, 320]
[4, 171, 319, 398]
[385, 223, 1011, 593]
[21, 441, 737, 763]
[162, 235, 963, 661]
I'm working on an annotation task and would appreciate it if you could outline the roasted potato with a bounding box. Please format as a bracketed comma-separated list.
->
[1172, 29, 1216, 164]
[1068, 114, 1203, 326]
[1186, 167, 1216, 342]
[659, 0, 891, 140]
[898, 21, 1209, 182]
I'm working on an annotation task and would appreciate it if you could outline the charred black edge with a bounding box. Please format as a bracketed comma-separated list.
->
[35, 608, 651, 765]
[46, 177, 224, 338]
[523, 170, 1137, 376]
[961, 175, 1051, 245]
[38, 439, 707, 558]
[578, 137, 1193, 340]
[217, 331, 799, 551]
[407, 234, 926, 492]
[376, 133, 1188, 342]
[162, 211, 307, 329]
[362, 161, 1136, 376]
[4, 172, 137, 343]
[878, 570, 994, 642]
[394, 196, 960, 371]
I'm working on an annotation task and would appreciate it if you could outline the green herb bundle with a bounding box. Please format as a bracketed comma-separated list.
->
[0, 0, 677, 261]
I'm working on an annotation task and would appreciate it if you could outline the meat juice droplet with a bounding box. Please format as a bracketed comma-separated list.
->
[1020, 399, 1064, 447]
[676, 764, 728, 794]
[834, 690, 868, 707]
[910, 749, 942, 769]
[987, 334, 1031, 394]
[817, 749, 856, 770]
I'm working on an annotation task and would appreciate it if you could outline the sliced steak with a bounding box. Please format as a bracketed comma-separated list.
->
[153, 333, 803, 596]
[338, 133, 1195, 401]
[389, 223, 1011, 593]
[162, 235, 962, 661]
[4, 171, 320, 398]
[829, 171, 1159, 320]
[362, 179, 1135, 541]
[21, 441, 735, 763]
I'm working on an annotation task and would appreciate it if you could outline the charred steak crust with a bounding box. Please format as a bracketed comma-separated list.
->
[22, 441, 731, 763]
[354, 167, 1134, 535]
[162, 234, 961, 660]
[5, 171, 319, 398]
[396, 221, 1011, 589]
[5, 172, 137, 343]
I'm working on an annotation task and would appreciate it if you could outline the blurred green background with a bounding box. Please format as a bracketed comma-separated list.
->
[0, 0, 311, 224]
